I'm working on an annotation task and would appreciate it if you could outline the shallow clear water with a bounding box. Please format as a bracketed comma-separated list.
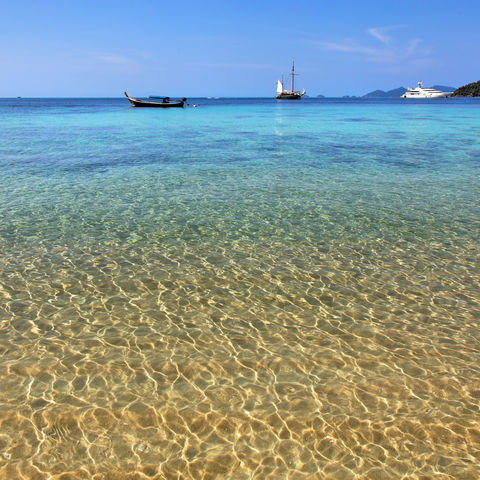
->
[0, 97, 479, 479]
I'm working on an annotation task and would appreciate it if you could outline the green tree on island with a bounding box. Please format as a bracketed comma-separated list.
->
[452, 80, 480, 97]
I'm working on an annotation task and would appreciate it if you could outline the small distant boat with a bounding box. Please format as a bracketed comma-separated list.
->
[401, 82, 453, 99]
[276, 61, 306, 100]
[124, 92, 186, 108]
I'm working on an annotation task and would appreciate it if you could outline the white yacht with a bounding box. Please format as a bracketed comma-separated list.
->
[402, 82, 453, 98]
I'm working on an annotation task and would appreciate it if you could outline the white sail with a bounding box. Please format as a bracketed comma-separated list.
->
[276, 80, 283, 94]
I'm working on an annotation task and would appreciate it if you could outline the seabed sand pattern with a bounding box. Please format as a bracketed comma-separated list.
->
[1, 237, 479, 479]
[0, 98, 479, 478]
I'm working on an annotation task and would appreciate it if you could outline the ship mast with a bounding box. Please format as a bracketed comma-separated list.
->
[291, 60, 295, 92]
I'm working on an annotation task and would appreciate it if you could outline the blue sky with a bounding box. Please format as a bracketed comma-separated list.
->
[1, 0, 478, 97]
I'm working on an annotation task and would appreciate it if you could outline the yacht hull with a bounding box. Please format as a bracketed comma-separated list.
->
[402, 92, 451, 99]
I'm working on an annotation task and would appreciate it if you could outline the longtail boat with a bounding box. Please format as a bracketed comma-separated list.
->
[124, 92, 186, 108]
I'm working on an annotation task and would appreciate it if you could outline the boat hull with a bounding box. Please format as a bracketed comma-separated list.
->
[402, 92, 451, 99]
[276, 93, 304, 100]
[124, 92, 185, 108]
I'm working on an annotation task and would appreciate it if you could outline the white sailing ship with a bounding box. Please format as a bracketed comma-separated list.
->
[276, 61, 306, 100]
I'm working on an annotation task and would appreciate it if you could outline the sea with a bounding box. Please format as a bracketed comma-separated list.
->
[0, 97, 479, 479]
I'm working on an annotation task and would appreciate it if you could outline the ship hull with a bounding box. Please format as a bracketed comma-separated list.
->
[276, 93, 303, 100]
[402, 92, 451, 99]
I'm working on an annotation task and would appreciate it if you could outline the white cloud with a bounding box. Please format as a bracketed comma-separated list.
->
[321, 42, 388, 56]
[319, 28, 429, 65]
[320, 41, 397, 63]
[405, 38, 422, 56]
[367, 25, 407, 44]
[134, 50, 153, 59]
[96, 53, 131, 65]
[367, 26, 392, 44]
[186, 62, 275, 69]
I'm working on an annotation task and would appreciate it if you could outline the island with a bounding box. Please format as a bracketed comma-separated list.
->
[451, 80, 480, 97]
[362, 87, 407, 98]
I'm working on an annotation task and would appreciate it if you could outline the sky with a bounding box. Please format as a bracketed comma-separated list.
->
[0, 0, 478, 97]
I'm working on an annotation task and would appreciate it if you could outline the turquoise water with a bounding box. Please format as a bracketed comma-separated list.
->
[0, 98, 479, 478]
